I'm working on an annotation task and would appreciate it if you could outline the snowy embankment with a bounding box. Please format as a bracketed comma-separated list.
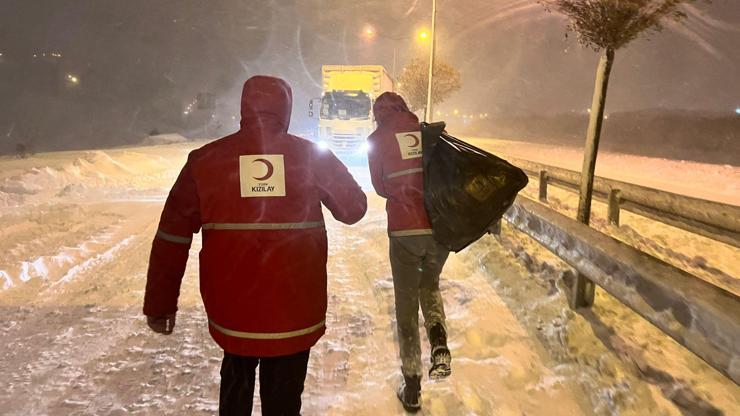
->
[470, 137, 740, 295]
[0, 140, 738, 415]
[0, 145, 190, 209]
[0, 143, 192, 290]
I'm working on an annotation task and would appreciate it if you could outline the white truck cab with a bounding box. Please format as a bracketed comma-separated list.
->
[310, 65, 394, 157]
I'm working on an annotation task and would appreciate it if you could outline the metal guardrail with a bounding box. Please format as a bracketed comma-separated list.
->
[507, 157, 740, 248]
[503, 197, 740, 384]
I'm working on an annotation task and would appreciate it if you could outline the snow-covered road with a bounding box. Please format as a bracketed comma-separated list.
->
[0, 142, 737, 415]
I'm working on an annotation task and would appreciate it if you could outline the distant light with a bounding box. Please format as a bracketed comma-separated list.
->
[435, 110, 442, 116]
[363, 24, 376, 38]
[419, 31, 429, 40]
[183, 111, 189, 115]
[604, 114, 609, 120]
[587, 108, 591, 113]
[317, 141, 330, 151]
[735, 107, 740, 115]
[67, 74, 79, 84]
[231, 116, 236, 120]
[453, 109, 459, 115]
[359, 141, 371, 153]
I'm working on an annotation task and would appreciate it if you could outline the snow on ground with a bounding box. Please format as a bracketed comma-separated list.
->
[0, 140, 738, 415]
[468, 137, 739, 206]
[470, 137, 740, 295]
[0, 145, 189, 210]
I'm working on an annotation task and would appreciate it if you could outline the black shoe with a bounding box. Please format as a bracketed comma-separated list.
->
[429, 346, 452, 379]
[428, 323, 452, 379]
[428, 322, 448, 348]
[396, 374, 421, 413]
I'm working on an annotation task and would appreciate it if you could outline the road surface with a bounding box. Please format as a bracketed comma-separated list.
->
[1, 142, 737, 415]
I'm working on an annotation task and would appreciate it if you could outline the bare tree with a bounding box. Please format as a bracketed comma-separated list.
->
[540, 0, 705, 307]
[398, 56, 462, 113]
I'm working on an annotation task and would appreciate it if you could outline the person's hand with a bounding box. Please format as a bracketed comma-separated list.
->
[147, 313, 176, 335]
[487, 220, 502, 236]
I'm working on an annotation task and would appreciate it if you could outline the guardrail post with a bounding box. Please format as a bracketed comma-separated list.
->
[538, 170, 548, 202]
[571, 272, 595, 308]
[608, 188, 621, 226]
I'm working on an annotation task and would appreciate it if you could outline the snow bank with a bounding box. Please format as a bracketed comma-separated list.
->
[0, 149, 179, 208]
[142, 133, 188, 146]
[0, 227, 122, 289]
[52, 236, 133, 286]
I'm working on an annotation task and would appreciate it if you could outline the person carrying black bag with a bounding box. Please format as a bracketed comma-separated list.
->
[367, 92, 452, 413]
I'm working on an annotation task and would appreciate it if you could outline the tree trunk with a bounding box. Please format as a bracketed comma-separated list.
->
[571, 47, 615, 309]
[577, 47, 615, 225]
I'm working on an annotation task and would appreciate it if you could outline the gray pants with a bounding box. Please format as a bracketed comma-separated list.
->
[389, 235, 449, 378]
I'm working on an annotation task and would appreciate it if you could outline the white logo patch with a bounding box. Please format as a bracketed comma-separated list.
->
[395, 131, 422, 160]
[239, 154, 286, 198]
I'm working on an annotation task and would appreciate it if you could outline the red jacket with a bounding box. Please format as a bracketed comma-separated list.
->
[144, 76, 367, 357]
[367, 92, 431, 237]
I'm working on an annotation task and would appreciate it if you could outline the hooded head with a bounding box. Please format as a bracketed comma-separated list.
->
[240, 76, 292, 133]
[373, 92, 416, 127]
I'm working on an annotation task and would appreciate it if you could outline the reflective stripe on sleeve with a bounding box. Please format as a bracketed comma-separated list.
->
[384, 167, 424, 180]
[156, 229, 193, 244]
[389, 229, 434, 237]
[201, 221, 325, 231]
[209, 319, 326, 340]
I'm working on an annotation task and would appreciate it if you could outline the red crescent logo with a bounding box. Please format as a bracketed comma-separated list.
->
[252, 158, 274, 181]
[405, 134, 420, 148]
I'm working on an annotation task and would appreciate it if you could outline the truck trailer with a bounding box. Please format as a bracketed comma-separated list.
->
[312, 65, 395, 156]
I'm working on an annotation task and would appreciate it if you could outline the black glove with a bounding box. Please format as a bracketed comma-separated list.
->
[147, 313, 176, 335]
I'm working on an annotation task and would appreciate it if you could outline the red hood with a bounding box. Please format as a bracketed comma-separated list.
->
[240, 76, 292, 133]
[373, 92, 417, 127]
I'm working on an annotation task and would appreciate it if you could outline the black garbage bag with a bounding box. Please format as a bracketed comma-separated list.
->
[421, 121, 528, 252]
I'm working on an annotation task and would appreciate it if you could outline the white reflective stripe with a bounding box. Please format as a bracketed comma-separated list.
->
[209, 319, 326, 340]
[156, 229, 192, 244]
[202, 221, 325, 230]
[385, 167, 424, 180]
[389, 229, 434, 237]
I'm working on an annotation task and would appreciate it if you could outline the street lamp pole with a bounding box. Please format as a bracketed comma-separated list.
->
[392, 46, 397, 79]
[424, 0, 437, 123]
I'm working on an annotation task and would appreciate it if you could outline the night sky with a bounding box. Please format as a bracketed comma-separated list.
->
[0, 0, 738, 150]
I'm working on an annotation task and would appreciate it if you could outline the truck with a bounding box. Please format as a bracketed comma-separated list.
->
[309, 65, 395, 156]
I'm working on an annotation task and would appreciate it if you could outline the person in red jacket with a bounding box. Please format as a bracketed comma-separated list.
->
[367, 92, 451, 413]
[143, 75, 367, 416]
